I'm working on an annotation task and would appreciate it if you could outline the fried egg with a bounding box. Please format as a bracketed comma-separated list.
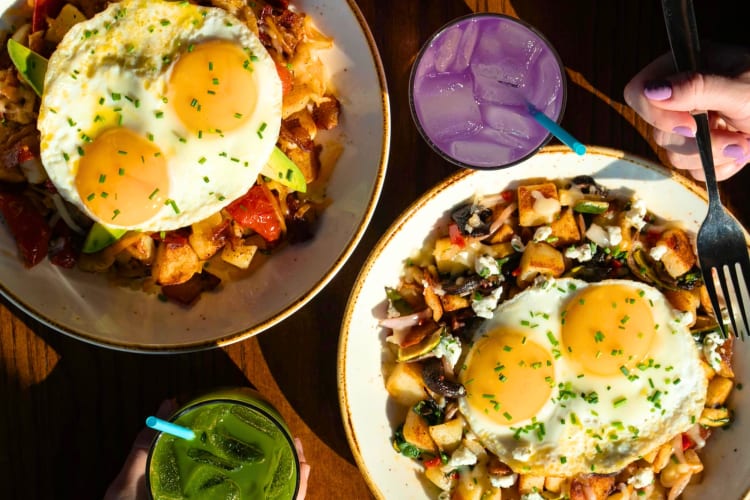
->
[38, 0, 282, 231]
[458, 277, 707, 476]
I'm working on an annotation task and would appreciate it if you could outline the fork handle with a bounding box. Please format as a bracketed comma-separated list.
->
[693, 113, 723, 208]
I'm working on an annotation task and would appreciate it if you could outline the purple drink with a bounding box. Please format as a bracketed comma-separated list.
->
[409, 14, 566, 169]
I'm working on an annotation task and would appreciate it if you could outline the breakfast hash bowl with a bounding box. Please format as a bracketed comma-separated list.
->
[338, 147, 749, 500]
[0, 0, 388, 350]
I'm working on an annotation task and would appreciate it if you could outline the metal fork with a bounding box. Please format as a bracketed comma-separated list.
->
[661, 0, 750, 339]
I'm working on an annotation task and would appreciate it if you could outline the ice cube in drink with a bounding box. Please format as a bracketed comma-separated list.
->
[410, 14, 566, 169]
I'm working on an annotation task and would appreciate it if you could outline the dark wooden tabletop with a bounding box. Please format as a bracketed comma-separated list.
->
[1, 1, 748, 499]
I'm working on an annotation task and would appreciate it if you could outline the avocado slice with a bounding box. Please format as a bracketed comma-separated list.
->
[397, 328, 443, 362]
[261, 146, 307, 193]
[82, 222, 127, 254]
[7, 39, 48, 97]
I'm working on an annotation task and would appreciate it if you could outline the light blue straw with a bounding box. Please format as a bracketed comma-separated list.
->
[528, 105, 586, 156]
[145, 416, 196, 441]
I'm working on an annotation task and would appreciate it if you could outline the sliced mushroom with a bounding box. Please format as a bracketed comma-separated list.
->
[422, 357, 466, 398]
[451, 203, 493, 237]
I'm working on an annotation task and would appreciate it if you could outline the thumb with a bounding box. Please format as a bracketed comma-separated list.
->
[647, 73, 750, 126]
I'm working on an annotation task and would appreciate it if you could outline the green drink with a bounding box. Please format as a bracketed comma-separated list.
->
[147, 388, 300, 500]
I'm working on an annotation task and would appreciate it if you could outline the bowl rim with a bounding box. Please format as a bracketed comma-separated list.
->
[337, 145, 713, 498]
[0, 0, 391, 354]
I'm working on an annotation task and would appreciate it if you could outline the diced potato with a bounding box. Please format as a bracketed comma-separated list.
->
[700, 359, 716, 381]
[516, 241, 565, 287]
[716, 336, 735, 378]
[650, 443, 673, 472]
[284, 144, 320, 183]
[428, 418, 464, 453]
[433, 237, 471, 275]
[403, 409, 437, 453]
[45, 4, 86, 43]
[518, 474, 545, 494]
[705, 376, 734, 407]
[151, 240, 202, 286]
[545, 476, 566, 493]
[698, 285, 714, 315]
[385, 362, 426, 408]
[425, 465, 456, 491]
[441, 294, 470, 312]
[424, 284, 443, 322]
[488, 222, 514, 244]
[454, 461, 494, 500]
[484, 242, 516, 260]
[699, 407, 730, 427]
[607, 485, 633, 500]
[569, 474, 615, 500]
[517, 182, 560, 227]
[558, 188, 582, 207]
[221, 242, 258, 270]
[549, 207, 581, 247]
[189, 213, 226, 260]
[123, 233, 155, 264]
[655, 228, 696, 278]
[663, 288, 700, 315]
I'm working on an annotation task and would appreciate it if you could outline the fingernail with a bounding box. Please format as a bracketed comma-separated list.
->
[723, 144, 746, 161]
[672, 126, 694, 137]
[644, 80, 673, 101]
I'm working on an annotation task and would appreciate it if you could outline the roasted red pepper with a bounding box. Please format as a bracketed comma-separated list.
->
[448, 223, 466, 248]
[681, 433, 694, 451]
[0, 191, 51, 267]
[226, 184, 283, 242]
[274, 60, 294, 96]
[32, 0, 64, 33]
[423, 456, 441, 468]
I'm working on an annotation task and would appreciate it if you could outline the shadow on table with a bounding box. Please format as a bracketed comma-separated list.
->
[0, 298, 249, 499]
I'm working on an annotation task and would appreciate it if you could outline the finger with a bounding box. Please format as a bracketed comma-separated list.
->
[653, 128, 750, 165]
[294, 438, 310, 500]
[645, 73, 750, 125]
[103, 399, 178, 500]
[686, 161, 748, 182]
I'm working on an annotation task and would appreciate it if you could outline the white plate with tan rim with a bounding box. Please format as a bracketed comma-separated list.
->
[0, 0, 389, 352]
[338, 146, 749, 499]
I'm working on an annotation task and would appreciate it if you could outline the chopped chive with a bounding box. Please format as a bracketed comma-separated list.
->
[117, 150, 127, 155]
[86, 193, 95, 201]
[165, 199, 180, 214]
[613, 397, 627, 408]
[99, 174, 107, 183]
[118, 168, 125, 176]
[203, 176, 210, 183]
[148, 188, 159, 200]
[160, 19, 170, 26]
[100, 192, 108, 199]
[112, 209, 120, 220]
[198, 157, 207, 164]
[63, 152, 70, 161]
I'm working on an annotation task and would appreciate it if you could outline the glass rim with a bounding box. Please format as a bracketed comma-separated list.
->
[408, 12, 569, 171]
[144, 398, 301, 500]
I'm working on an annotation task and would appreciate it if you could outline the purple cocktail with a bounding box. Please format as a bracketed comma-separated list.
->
[409, 14, 566, 169]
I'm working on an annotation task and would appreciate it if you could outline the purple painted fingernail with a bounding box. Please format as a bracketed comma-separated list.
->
[723, 144, 745, 161]
[644, 80, 673, 101]
[672, 126, 695, 137]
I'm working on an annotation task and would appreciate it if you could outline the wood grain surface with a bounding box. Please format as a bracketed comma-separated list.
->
[1, 1, 748, 499]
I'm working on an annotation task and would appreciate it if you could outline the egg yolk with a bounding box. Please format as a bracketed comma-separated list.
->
[561, 284, 656, 376]
[76, 128, 168, 225]
[169, 40, 257, 134]
[461, 329, 554, 425]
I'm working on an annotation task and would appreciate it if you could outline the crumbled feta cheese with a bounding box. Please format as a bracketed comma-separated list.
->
[532, 225, 553, 242]
[441, 445, 477, 472]
[475, 254, 501, 277]
[703, 331, 726, 371]
[489, 473, 518, 489]
[433, 334, 462, 369]
[511, 234, 526, 252]
[511, 446, 532, 462]
[649, 244, 668, 261]
[472, 286, 504, 319]
[586, 223, 621, 248]
[520, 492, 545, 500]
[625, 198, 648, 230]
[565, 243, 595, 262]
[674, 310, 695, 327]
[465, 212, 483, 234]
[607, 225, 622, 246]
[627, 467, 655, 488]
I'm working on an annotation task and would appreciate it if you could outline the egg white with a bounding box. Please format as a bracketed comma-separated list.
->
[38, 0, 282, 231]
[458, 277, 708, 476]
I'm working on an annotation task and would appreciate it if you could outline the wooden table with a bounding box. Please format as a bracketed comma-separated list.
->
[1, 1, 747, 498]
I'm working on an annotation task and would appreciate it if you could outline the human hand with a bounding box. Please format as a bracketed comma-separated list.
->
[104, 399, 310, 500]
[623, 43, 750, 181]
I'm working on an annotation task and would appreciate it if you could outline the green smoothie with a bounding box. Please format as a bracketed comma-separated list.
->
[147, 390, 299, 500]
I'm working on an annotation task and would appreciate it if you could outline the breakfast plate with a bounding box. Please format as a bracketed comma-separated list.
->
[338, 146, 749, 499]
[0, 0, 389, 351]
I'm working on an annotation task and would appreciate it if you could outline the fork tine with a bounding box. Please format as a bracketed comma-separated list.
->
[704, 267, 728, 338]
[717, 265, 741, 339]
[731, 260, 750, 340]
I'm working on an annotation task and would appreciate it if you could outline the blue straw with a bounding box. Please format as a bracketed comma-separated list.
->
[145, 416, 196, 441]
[528, 105, 586, 156]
